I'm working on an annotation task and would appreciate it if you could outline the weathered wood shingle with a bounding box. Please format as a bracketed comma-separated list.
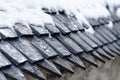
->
[10, 38, 43, 63]
[0, 12, 119, 80]
[0, 41, 27, 65]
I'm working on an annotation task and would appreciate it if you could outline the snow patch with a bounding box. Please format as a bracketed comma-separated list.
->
[0, 0, 117, 32]
[85, 26, 95, 34]
[0, 0, 54, 28]
[106, 0, 120, 7]
[106, 21, 113, 28]
[40, 0, 111, 34]
[40, 0, 110, 19]
[116, 8, 120, 17]
[105, 0, 120, 13]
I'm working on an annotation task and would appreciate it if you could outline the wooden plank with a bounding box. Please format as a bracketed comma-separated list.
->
[102, 27, 117, 41]
[105, 26, 119, 38]
[10, 38, 43, 63]
[68, 16, 84, 31]
[43, 37, 71, 57]
[87, 18, 100, 26]
[30, 25, 49, 36]
[78, 31, 98, 48]
[37, 59, 62, 77]
[98, 18, 109, 24]
[0, 27, 18, 39]
[0, 41, 27, 65]
[31, 37, 57, 58]
[14, 23, 33, 36]
[0, 71, 7, 80]
[95, 27, 113, 43]
[84, 32, 103, 47]
[117, 40, 120, 46]
[20, 62, 46, 80]
[107, 44, 120, 56]
[112, 43, 120, 51]
[91, 51, 105, 63]
[111, 14, 120, 22]
[52, 56, 74, 73]
[95, 48, 112, 60]
[2, 66, 27, 80]
[113, 23, 120, 38]
[93, 31, 108, 44]
[52, 16, 71, 34]
[44, 23, 60, 34]
[68, 33, 93, 52]
[81, 53, 98, 67]
[102, 46, 116, 57]
[0, 52, 11, 68]
[57, 15, 79, 32]
[67, 54, 86, 69]
[32, 65, 47, 80]
[55, 35, 83, 54]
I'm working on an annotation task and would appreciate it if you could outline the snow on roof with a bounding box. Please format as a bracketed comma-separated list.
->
[106, 0, 120, 7]
[116, 8, 120, 19]
[0, 0, 54, 28]
[0, 0, 119, 33]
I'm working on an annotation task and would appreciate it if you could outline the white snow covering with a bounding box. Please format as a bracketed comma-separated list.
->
[85, 26, 95, 34]
[109, 0, 120, 5]
[105, 0, 120, 13]
[0, 0, 118, 33]
[116, 8, 120, 17]
[0, 0, 54, 28]
[106, 0, 120, 7]
[106, 21, 113, 28]
[40, 0, 110, 18]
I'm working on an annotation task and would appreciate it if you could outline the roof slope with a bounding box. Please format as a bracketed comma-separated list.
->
[0, 13, 119, 80]
[0, 0, 120, 80]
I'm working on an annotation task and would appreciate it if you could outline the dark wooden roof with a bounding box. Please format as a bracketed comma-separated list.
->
[0, 13, 119, 80]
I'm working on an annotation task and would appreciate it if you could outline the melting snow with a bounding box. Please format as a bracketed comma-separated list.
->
[0, 0, 119, 33]
[0, 0, 54, 28]
[106, 21, 113, 28]
[116, 8, 120, 17]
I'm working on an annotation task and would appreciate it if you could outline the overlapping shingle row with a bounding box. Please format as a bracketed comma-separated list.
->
[0, 13, 119, 80]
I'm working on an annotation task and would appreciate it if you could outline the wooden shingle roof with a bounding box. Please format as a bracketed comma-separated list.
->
[0, 0, 120, 80]
[0, 12, 119, 80]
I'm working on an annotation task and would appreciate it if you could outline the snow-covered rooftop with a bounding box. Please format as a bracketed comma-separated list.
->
[0, 0, 120, 33]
